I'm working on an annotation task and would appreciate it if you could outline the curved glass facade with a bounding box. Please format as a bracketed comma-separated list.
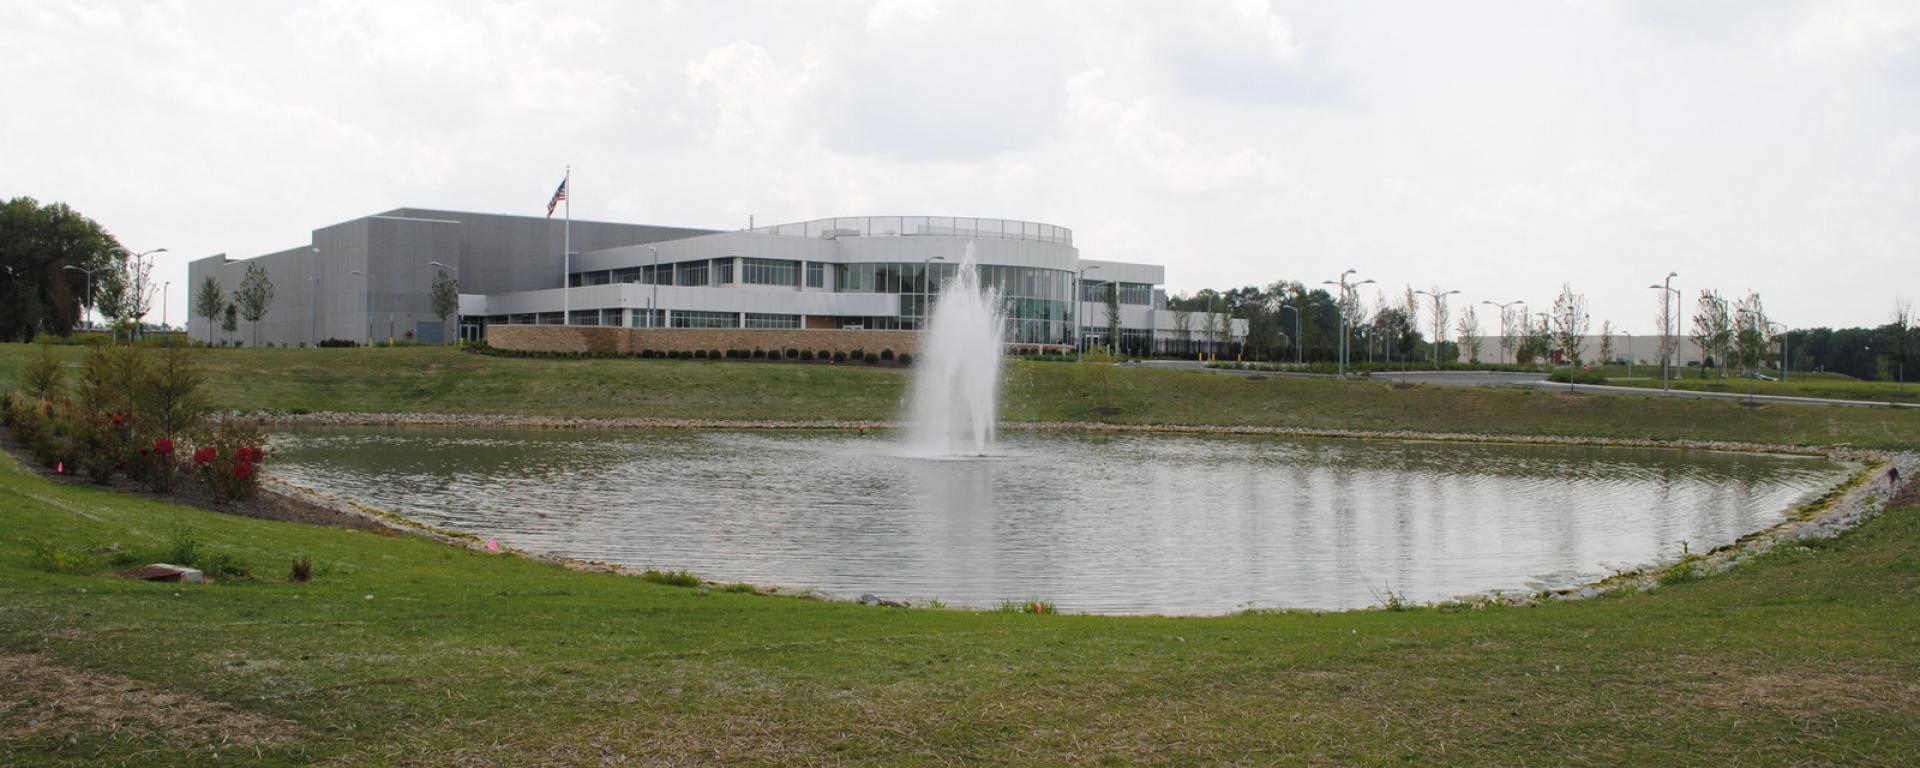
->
[835, 261, 1073, 344]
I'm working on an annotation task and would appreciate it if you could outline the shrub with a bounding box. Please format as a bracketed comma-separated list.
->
[785, 348, 799, 359]
[168, 523, 201, 566]
[693, 349, 707, 359]
[22, 341, 65, 399]
[799, 350, 815, 361]
[850, 348, 865, 360]
[898, 352, 915, 367]
[816, 349, 831, 361]
[832, 351, 848, 363]
[640, 569, 701, 587]
[752, 349, 766, 359]
[318, 338, 358, 348]
[880, 349, 895, 361]
[193, 417, 268, 503]
[1547, 368, 1609, 385]
[289, 555, 313, 582]
[726, 349, 742, 359]
[29, 541, 103, 575]
[708, 349, 722, 360]
[863, 353, 880, 364]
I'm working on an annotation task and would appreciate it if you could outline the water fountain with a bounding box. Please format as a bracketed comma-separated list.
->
[906, 244, 1004, 456]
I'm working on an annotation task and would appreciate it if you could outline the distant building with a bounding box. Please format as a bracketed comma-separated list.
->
[188, 209, 1242, 351]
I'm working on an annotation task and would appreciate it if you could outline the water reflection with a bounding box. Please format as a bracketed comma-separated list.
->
[269, 428, 1844, 614]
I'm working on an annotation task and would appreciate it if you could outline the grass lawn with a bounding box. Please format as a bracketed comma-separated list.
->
[3, 449, 1918, 765]
[1593, 367, 1920, 405]
[4, 345, 1919, 450]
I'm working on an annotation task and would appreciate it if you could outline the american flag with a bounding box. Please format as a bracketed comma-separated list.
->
[546, 177, 568, 218]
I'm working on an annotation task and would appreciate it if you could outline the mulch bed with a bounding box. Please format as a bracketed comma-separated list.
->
[1, 429, 400, 535]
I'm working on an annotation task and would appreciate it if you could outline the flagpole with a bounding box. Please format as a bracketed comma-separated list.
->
[562, 165, 571, 325]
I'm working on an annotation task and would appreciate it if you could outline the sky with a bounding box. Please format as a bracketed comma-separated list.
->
[3, 0, 1916, 332]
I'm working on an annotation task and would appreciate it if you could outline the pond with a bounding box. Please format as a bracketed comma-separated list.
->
[267, 428, 1846, 614]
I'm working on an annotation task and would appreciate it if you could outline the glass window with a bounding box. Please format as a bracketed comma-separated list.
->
[715, 259, 734, 284]
[744, 313, 801, 329]
[670, 310, 735, 328]
[675, 261, 708, 287]
[805, 261, 824, 288]
[743, 258, 799, 286]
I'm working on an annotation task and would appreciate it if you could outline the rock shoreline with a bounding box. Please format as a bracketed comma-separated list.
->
[259, 410, 1916, 613]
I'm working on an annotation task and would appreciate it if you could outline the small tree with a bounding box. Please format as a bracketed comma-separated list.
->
[430, 269, 460, 344]
[236, 262, 275, 347]
[1551, 283, 1589, 366]
[221, 302, 238, 345]
[1893, 298, 1912, 388]
[1733, 292, 1770, 374]
[1598, 320, 1615, 364]
[195, 276, 224, 346]
[1427, 288, 1452, 366]
[1103, 283, 1122, 355]
[1690, 291, 1732, 377]
[22, 340, 65, 399]
[136, 338, 208, 438]
[1455, 305, 1483, 364]
[1172, 307, 1193, 352]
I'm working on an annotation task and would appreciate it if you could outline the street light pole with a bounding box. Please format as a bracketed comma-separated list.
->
[1321, 270, 1373, 377]
[649, 246, 660, 328]
[1279, 304, 1301, 364]
[62, 264, 103, 330]
[1414, 288, 1461, 369]
[1481, 300, 1523, 364]
[1648, 272, 1678, 394]
[1076, 264, 1101, 358]
[922, 255, 946, 331]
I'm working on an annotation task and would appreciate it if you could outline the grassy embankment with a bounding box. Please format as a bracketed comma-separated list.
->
[3, 345, 1918, 449]
[4, 451, 1918, 765]
[1590, 368, 1920, 405]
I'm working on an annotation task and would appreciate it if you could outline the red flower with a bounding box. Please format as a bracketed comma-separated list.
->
[111, 411, 128, 426]
[154, 437, 174, 455]
[233, 461, 253, 479]
[193, 446, 217, 465]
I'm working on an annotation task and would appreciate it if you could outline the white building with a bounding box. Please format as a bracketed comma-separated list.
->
[189, 209, 1244, 351]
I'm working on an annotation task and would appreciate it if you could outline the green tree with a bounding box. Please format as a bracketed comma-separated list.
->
[0, 197, 120, 342]
[195, 276, 224, 345]
[236, 262, 275, 347]
[1103, 283, 1121, 354]
[1551, 283, 1589, 366]
[221, 302, 238, 345]
[430, 269, 460, 344]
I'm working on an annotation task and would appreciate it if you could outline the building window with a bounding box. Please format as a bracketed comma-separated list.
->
[675, 261, 708, 287]
[743, 258, 799, 286]
[629, 309, 665, 328]
[670, 310, 735, 328]
[715, 259, 734, 284]
[744, 313, 801, 329]
[805, 261, 824, 288]
[1119, 283, 1153, 305]
[613, 267, 642, 283]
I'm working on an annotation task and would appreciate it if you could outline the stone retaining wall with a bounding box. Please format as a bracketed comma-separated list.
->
[487, 325, 920, 356]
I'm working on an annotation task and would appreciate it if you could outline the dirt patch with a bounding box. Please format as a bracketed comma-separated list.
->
[1703, 670, 1920, 718]
[0, 653, 307, 750]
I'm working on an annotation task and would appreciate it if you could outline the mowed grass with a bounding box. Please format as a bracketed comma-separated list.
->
[3, 451, 1918, 765]
[3, 344, 1919, 450]
[1595, 368, 1920, 405]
